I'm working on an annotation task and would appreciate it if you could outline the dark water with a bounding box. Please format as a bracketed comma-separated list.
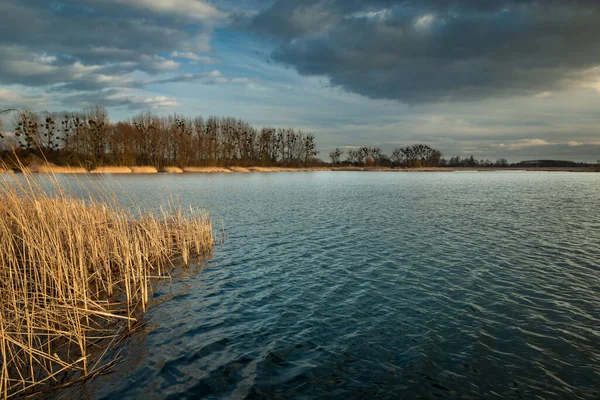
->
[62, 172, 599, 399]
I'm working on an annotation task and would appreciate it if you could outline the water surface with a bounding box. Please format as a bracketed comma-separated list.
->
[62, 172, 600, 399]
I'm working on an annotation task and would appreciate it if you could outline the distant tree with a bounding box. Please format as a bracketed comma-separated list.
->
[258, 127, 275, 165]
[170, 115, 193, 167]
[345, 146, 387, 166]
[448, 156, 461, 167]
[391, 144, 441, 168]
[377, 153, 392, 167]
[329, 148, 343, 165]
[13, 110, 40, 151]
[346, 149, 359, 165]
[464, 155, 476, 167]
[495, 158, 508, 167]
[82, 107, 109, 166]
[391, 148, 403, 166]
[2, 107, 323, 169]
[426, 149, 442, 167]
[303, 133, 318, 167]
[39, 114, 61, 156]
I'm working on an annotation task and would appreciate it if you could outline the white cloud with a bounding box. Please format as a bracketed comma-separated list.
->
[414, 14, 435, 31]
[139, 55, 180, 72]
[348, 9, 391, 20]
[36, 55, 57, 65]
[170, 52, 218, 64]
[500, 139, 556, 150]
[0, 87, 47, 109]
[60, 88, 180, 110]
[567, 141, 583, 147]
[139, 95, 180, 108]
[106, 0, 223, 21]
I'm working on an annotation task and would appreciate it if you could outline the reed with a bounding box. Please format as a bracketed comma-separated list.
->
[130, 166, 158, 174]
[0, 165, 213, 398]
[227, 166, 251, 173]
[182, 167, 231, 173]
[90, 166, 133, 174]
[30, 165, 88, 174]
[161, 166, 184, 173]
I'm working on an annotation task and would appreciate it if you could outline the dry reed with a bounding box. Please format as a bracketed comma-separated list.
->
[161, 166, 184, 173]
[0, 168, 213, 398]
[130, 166, 158, 174]
[30, 165, 88, 174]
[182, 167, 231, 173]
[90, 166, 133, 174]
[227, 167, 251, 173]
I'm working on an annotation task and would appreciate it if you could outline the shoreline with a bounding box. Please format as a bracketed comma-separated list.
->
[1, 165, 599, 174]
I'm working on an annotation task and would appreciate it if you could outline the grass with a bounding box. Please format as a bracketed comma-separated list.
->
[89, 166, 134, 174]
[161, 166, 184, 173]
[0, 162, 213, 398]
[129, 166, 158, 173]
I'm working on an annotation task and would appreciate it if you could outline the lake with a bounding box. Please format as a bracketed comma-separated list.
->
[60, 171, 600, 399]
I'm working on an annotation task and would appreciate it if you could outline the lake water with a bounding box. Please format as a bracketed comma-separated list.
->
[59, 171, 599, 399]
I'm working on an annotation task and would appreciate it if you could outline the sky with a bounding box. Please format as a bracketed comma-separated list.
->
[1, 0, 600, 162]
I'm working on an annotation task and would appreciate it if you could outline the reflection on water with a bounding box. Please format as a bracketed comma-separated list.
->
[51, 172, 599, 399]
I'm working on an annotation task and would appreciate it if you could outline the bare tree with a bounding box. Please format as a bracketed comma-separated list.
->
[13, 110, 40, 151]
[329, 148, 343, 165]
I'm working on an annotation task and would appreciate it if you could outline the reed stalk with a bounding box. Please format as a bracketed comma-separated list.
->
[0, 161, 213, 398]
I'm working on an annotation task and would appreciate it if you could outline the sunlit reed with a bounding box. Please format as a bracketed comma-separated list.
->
[0, 160, 213, 398]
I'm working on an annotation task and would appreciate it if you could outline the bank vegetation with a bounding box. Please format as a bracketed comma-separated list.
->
[0, 165, 213, 398]
[0, 107, 320, 171]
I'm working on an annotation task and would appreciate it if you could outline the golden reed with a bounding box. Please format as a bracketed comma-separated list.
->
[0, 163, 213, 398]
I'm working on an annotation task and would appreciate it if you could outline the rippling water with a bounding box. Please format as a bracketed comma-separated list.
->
[58, 172, 599, 399]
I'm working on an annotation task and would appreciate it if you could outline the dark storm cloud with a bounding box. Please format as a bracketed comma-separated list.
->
[247, 0, 600, 103]
[0, 0, 222, 103]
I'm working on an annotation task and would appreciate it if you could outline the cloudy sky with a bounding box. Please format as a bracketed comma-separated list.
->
[1, 0, 600, 161]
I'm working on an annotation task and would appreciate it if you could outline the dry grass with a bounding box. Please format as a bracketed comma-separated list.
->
[30, 165, 88, 174]
[247, 167, 333, 172]
[90, 166, 133, 174]
[130, 166, 158, 174]
[0, 167, 213, 398]
[0, 168, 13, 174]
[227, 166, 251, 173]
[161, 166, 184, 173]
[182, 167, 231, 173]
[246, 167, 286, 172]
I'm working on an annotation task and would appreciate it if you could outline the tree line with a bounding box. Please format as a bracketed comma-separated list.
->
[329, 144, 511, 168]
[3, 108, 592, 170]
[0, 107, 319, 168]
[330, 144, 442, 167]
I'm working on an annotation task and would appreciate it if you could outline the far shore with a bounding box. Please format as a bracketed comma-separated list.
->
[1, 165, 599, 174]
